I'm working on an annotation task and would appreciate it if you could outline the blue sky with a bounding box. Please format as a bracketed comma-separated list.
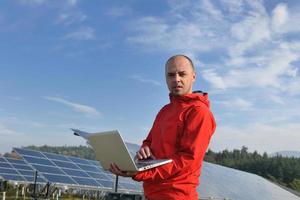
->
[0, 0, 299, 154]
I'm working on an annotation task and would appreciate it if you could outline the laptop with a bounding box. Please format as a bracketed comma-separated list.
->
[71, 129, 172, 172]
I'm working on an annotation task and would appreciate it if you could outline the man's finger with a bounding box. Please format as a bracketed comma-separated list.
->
[140, 148, 146, 158]
[144, 146, 151, 157]
[136, 146, 154, 159]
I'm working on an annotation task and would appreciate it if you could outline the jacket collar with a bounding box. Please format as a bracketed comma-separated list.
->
[169, 91, 210, 108]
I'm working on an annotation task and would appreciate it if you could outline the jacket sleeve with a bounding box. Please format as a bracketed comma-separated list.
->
[133, 106, 216, 182]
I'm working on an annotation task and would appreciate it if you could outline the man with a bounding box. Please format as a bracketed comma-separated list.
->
[110, 55, 216, 200]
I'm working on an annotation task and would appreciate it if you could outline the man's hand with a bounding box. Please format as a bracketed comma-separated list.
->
[136, 145, 156, 160]
[109, 163, 137, 177]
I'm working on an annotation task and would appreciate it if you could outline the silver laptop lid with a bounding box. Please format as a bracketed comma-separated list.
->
[87, 130, 138, 172]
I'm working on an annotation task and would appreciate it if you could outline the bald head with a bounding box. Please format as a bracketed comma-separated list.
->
[165, 55, 195, 72]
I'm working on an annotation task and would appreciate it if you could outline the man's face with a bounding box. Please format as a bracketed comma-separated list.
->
[165, 56, 196, 96]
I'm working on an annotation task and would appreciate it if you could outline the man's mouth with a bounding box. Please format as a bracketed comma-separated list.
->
[173, 86, 182, 89]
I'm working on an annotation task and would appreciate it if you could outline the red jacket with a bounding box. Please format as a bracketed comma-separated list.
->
[133, 92, 216, 200]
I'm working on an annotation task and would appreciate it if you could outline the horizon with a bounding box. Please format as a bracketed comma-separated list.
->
[1, 143, 299, 156]
[1, 0, 300, 154]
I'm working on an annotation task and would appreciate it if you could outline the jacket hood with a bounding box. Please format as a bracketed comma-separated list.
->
[169, 90, 210, 108]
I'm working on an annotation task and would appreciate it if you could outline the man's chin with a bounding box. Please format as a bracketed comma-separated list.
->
[171, 90, 183, 96]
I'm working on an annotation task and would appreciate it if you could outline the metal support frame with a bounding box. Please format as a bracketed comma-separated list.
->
[113, 175, 119, 192]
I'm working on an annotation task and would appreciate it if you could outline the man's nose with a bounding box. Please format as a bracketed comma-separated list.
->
[174, 74, 180, 82]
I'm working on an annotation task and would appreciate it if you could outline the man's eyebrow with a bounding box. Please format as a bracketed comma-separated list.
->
[167, 70, 187, 73]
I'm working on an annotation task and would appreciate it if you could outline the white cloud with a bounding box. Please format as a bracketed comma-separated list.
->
[206, 42, 299, 92]
[286, 77, 300, 95]
[128, 17, 224, 54]
[211, 123, 300, 153]
[220, 0, 244, 15]
[271, 4, 300, 35]
[0, 123, 27, 153]
[202, 0, 223, 20]
[1, 117, 47, 128]
[130, 75, 161, 86]
[219, 98, 253, 111]
[271, 3, 289, 32]
[67, 0, 78, 6]
[64, 26, 95, 40]
[229, 12, 271, 57]
[202, 69, 227, 90]
[0, 123, 24, 137]
[43, 96, 101, 117]
[56, 11, 87, 25]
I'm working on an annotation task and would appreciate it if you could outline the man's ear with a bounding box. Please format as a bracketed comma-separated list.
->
[192, 72, 196, 82]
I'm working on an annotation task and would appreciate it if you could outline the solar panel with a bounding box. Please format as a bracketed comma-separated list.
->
[0, 168, 18, 174]
[22, 156, 54, 166]
[61, 168, 89, 177]
[42, 152, 70, 162]
[0, 174, 25, 181]
[96, 179, 113, 188]
[42, 174, 76, 185]
[0, 157, 46, 183]
[5, 158, 27, 165]
[67, 157, 90, 165]
[52, 160, 80, 169]
[15, 148, 46, 158]
[31, 164, 65, 175]
[199, 162, 300, 200]
[71, 177, 101, 187]
[0, 162, 11, 168]
[86, 171, 110, 180]
[11, 163, 33, 171]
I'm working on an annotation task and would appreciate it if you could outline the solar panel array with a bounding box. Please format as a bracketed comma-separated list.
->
[2, 146, 299, 200]
[0, 156, 46, 183]
[199, 162, 300, 200]
[0, 147, 142, 193]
